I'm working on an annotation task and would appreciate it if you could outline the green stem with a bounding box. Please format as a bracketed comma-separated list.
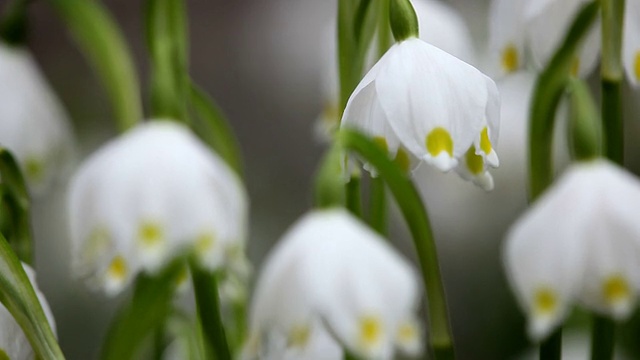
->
[528, 1, 600, 200]
[540, 330, 562, 360]
[590, 315, 615, 360]
[314, 144, 346, 209]
[368, 176, 387, 235]
[338, 129, 454, 357]
[0, 0, 30, 44]
[600, 0, 625, 165]
[190, 263, 231, 360]
[346, 174, 363, 218]
[377, 0, 391, 58]
[50, 0, 142, 132]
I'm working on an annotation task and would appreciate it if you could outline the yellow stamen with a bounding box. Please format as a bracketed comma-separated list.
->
[359, 316, 382, 349]
[425, 127, 454, 157]
[196, 233, 215, 254]
[138, 222, 163, 247]
[534, 288, 558, 316]
[107, 255, 128, 281]
[603, 275, 630, 305]
[571, 57, 580, 77]
[394, 148, 411, 173]
[465, 147, 484, 175]
[480, 127, 492, 155]
[396, 321, 418, 344]
[288, 324, 311, 348]
[501, 44, 519, 73]
[635, 51, 640, 81]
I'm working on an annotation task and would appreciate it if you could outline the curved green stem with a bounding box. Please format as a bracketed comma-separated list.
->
[50, 0, 142, 132]
[368, 176, 387, 235]
[528, 0, 600, 200]
[190, 263, 231, 360]
[590, 315, 615, 360]
[338, 129, 454, 357]
[346, 174, 363, 218]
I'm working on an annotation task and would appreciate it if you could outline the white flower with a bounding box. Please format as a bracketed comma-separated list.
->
[68, 121, 248, 296]
[245, 209, 422, 360]
[0, 264, 56, 360]
[316, 0, 477, 140]
[341, 36, 500, 190]
[504, 160, 640, 340]
[0, 42, 74, 195]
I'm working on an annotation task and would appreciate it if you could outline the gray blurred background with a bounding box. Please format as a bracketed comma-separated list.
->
[13, 0, 640, 359]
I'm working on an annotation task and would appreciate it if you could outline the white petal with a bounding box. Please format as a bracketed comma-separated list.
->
[622, 0, 640, 86]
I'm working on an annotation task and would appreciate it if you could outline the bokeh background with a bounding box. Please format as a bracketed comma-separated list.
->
[11, 0, 640, 358]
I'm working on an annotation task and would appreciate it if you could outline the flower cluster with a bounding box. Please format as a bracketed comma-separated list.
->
[504, 160, 640, 340]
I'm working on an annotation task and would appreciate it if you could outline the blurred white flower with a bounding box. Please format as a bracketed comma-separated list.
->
[316, 0, 477, 140]
[68, 121, 248, 296]
[504, 160, 640, 340]
[0, 43, 74, 195]
[0, 264, 56, 360]
[489, 0, 600, 78]
[341, 36, 500, 190]
[245, 209, 422, 360]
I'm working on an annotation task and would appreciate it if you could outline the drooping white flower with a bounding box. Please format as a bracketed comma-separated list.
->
[316, 0, 478, 140]
[0, 264, 56, 360]
[504, 160, 640, 340]
[341, 36, 500, 190]
[245, 209, 422, 360]
[0, 42, 75, 195]
[623, 0, 640, 86]
[68, 121, 248, 296]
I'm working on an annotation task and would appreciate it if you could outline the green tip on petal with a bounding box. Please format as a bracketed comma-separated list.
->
[389, 0, 419, 41]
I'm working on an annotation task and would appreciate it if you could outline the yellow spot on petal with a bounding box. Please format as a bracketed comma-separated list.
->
[570, 57, 580, 77]
[635, 52, 640, 81]
[465, 147, 484, 175]
[373, 136, 389, 153]
[534, 288, 558, 316]
[0, 348, 9, 360]
[394, 148, 411, 173]
[501, 44, 519, 73]
[359, 316, 382, 349]
[107, 255, 128, 281]
[196, 233, 216, 253]
[24, 156, 44, 183]
[138, 222, 163, 248]
[397, 321, 418, 343]
[288, 324, 311, 348]
[425, 127, 454, 158]
[480, 127, 492, 155]
[603, 275, 630, 305]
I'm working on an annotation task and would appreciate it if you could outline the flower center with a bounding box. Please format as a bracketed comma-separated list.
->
[465, 147, 484, 175]
[425, 127, 454, 157]
[501, 44, 519, 73]
[480, 127, 492, 155]
[396, 320, 418, 345]
[288, 324, 311, 348]
[603, 274, 630, 305]
[533, 287, 558, 316]
[107, 255, 128, 282]
[358, 315, 382, 350]
[196, 232, 216, 254]
[138, 222, 164, 248]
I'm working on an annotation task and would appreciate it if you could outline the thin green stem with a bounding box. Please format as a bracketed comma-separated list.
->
[540, 330, 562, 360]
[377, 0, 391, 58]
[600, 0, 625, 165]
[590, 315, 615, 360]
[368, 176, 387, 235]
[338, 129, 454, 357]
[190, 263, 231, 360]
[529, 0, 600, 200]
[346, 174, 363, 218]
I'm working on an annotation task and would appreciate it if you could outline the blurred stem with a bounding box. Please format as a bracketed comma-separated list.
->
[315, 144, 346, 209]
[50, 0, 142, 132]
[540, 330, 562, 360]
[190, 263, 231, 360]
[600, 0, 625, 165]
[377, 0, 391, 58]
[145, 0, 190, 121]
[590, 315, 615, 360]
[568, 79, 601, 161]
[338, 129, 454, 358]
[346, 174, 363, 218]
[368, 176, 386, 235]
[0, 0, 30, 44]
[528, 1, 600, 200]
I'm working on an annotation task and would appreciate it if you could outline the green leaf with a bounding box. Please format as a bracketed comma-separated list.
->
[0, 232, 64, 359]
[101, 260, 185, 360]
[189, 83, 244, 178]
[50, 0, 142, 132]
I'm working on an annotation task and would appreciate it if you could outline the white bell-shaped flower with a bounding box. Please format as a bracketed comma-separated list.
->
[0, 43, 74, 195]
[504, 160, 640, 340]
[341, 36, 500, 189]
[68, 121, 248, 296]
[316, 0, 477, 140]
[0, 264, 56, 360]
[623, 0, 640, 86]
[245, 209, 422, 360]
